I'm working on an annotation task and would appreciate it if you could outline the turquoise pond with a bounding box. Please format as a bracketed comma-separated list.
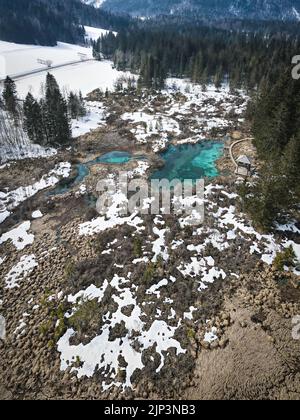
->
[49, 143, 223, 196]
[93, 151, 132, 164]
[151, 141, 224, 181]
[49, 151, 134, 196]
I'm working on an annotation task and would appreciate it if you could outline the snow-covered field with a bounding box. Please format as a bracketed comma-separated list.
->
[0, 41, 93, 79]
[119, 80, 248, 152]
[72, 101, 107, 137]
[12, 59, 134, 99]
[122, 112, 180, 139]
[0, 29, 133, 98]
[0, 221, 34, 251]
[84, 26, 117, 40]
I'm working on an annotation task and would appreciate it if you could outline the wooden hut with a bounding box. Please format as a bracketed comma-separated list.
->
[235, 155, 252, 176]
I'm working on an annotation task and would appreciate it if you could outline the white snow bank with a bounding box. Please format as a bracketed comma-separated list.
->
[4, 254, 38, 289]
[0, 40, 92, 78]
[122, 111, 180, 151]
[0, 221, 34, 250]
[128, 161, 150, 178]
[32, 210, 43, 219]
[0, 315, 5, 340]
[178, 256, 226, 291]
[152, 226, 169, 262]
[79, 190, 144, 236]
[204, 326, 218, 343]
[0, 162, 71, 224]
[16, 60, 135, 99]
[67, 282, 109, 305]
[84, 26, 117, 40]
[0, 141, 57, 165]
[146, 279, 168, 297]
[72, 101, 107, 137]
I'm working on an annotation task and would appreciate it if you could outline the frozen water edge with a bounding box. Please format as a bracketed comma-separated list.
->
[0, 162, 71, 225]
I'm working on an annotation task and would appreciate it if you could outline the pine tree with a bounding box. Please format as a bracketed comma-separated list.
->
[23, 92, 45, 145]
[78, 91, 86, 116]
[3, 76, 18, 117]
[282, 134, 300, 196]
[44, 73, 71, 146]
[214, 67, 223, 90]
[269, 102, 290, 154]
[68, 91, 86, 119]
[240, 160, 290, 231]
[138, 53, 153, 90]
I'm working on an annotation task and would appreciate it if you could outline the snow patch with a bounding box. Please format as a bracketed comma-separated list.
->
[0, 162, 71, 224]
[4, 254, 38, 289]
[0, 221, 34, 250]
[72, 101, 107, 137]
[32, 210, 43, 219]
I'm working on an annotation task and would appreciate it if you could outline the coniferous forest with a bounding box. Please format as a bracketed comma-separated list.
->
[97, 22, 300, 91]
[240, 70, 300, 230]
[0, 0, 131, 46]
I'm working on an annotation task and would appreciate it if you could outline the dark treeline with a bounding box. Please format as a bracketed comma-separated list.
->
[0, 0, 132, 46]
[96, 22, 300, 90]
[101, 0, 300, 24]
[0, 0, 84, 46]
[240, 70, 300, 230]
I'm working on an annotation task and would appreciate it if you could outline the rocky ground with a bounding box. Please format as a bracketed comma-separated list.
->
[1, 83, 300, 400]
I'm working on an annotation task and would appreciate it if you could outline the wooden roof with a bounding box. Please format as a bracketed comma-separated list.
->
[237, 155, 251, 165]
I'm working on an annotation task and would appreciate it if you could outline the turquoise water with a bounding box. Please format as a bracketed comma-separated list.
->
[49, 164, 89, 196]
[49, 142, 223, 197]
[49, 151, 133, 196]
[93, 151, 132, 164]
[151, 141, 224, 181]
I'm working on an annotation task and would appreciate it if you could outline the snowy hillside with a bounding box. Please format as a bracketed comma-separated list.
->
[0, 29, 131, 99]
[85, 25, 117, 40]
[82, 0, 106, 8]
[0, 40, 93, 79]
[99, 0, 300, 21]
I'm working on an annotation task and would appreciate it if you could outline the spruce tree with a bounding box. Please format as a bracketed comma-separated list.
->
[68, 92, 86, 119]
[282, 134, 300, 196]
[3, 76, 18, 117]
[23, 93, 45, 146]
[44, 73, 71, 146]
